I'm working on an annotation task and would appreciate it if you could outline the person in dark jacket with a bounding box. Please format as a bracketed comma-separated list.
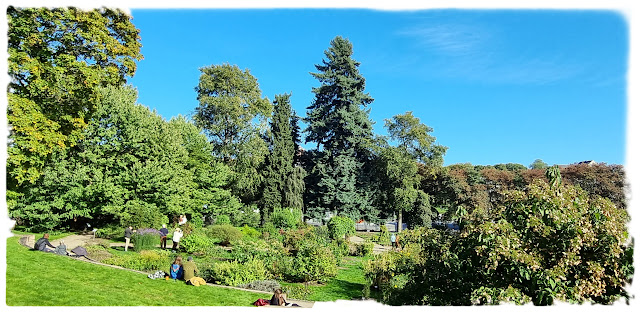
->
[34, 233, 56, 252]
[159, 224, 169, 249]
[124, 226, 134, 252]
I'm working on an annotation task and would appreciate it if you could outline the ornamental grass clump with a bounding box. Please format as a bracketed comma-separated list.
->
[131, 228, 161, 252]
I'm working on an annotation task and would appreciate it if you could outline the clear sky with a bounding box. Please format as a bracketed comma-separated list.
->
[127, 8, 628, 167]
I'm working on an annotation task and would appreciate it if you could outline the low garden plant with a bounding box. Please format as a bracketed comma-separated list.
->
[206, 224, 243, 245]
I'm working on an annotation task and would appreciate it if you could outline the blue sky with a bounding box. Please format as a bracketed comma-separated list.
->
[127, 9, 628, 167]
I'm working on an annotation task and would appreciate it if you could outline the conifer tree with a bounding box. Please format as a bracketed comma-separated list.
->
[262, 94, 306, 220]
[304, 36, 375, 221]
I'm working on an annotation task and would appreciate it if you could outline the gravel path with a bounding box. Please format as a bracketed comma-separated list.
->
[348, 235, 391, 254]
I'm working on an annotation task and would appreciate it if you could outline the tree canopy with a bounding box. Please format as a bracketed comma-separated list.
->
[7, 6, 143, 185]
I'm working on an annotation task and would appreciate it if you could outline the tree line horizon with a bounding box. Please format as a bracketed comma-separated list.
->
[7, 7, 626, 232]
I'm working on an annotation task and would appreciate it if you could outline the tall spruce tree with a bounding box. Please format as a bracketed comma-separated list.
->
[304, 36, 375, 221]
[262, 94, 295, 216]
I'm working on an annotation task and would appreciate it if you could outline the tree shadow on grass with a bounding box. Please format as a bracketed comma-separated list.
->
[313, 278, 365, 301]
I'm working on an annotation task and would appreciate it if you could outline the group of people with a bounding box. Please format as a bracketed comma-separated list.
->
[168, 255, 201, 283]
[123, 214, 188, 252]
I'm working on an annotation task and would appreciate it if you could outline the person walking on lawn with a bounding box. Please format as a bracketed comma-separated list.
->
[124, 226, 134, 252]
[159, 224, 169, 249]
[172, 227, 183, 252]
[182, 256, 199, 281]
[34, 233, 56, 252]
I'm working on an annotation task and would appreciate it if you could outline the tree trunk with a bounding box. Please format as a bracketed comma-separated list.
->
[398, 210, 403, 233]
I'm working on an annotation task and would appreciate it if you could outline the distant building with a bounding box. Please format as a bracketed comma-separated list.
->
[558, 160, 596, 169]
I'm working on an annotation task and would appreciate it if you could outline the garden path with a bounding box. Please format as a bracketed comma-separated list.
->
[15, 233, 314, 308]
[348, 235, 391, 254]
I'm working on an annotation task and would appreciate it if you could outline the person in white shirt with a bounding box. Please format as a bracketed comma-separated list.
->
[172, 227, 183, 252]
[178, 214, 188, 226]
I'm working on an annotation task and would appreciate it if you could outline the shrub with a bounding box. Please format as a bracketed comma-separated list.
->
[215, 215, 231, 225]
[210, 259, 270, 286]
[180, 233, 215, 254]
[85, 245, 113, 262]
[376, 225, 390, 245]
[327, 216, 355, 240]
[329, 239, 349, 265]
[102, 249, 172, 271]
[312, 225, 331, 242]
[238, 280, 281, 293]
[289, 242, 338, 283]
[259, 222, 283, 242]
[206, 224, 243, 246]
[131, 230, 160, 252]
[268, 207, 302, 230]
[240, 224, 261, 240]
[283, 285, 312, 300]
[190, 213, 204, 229]
[229, 239, 287, 278]
[231, 206, 260, 227]
[354, 241, 375, 257]
[94, 224, 124, 240]
[365, 179, 633, 306]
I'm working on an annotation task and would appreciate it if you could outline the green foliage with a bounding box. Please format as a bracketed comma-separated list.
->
[262, 94, 301, 215]
[206, 224, 243, 246]
[180, 233, 215, 254]
[240, 225, 261, 240]
[190, 213, 204, 229]
[7, 6, 142, 185]
[376, 225, 390, 245]
[230, 206, 260, 227]
[94, 224, 124, 240]
[194, 63, 272, 204]
[103, 250, 172, 271]
[131, 232, 160, 252]
[9, 85, 240, 232]
[283, 285, 313, 300]
[304, 36, 375, 219]
[215, 215, 231, 225]
[122, 200, 167, 229]
[230, 239, 287, 278]
[354, 241, 375, 257]
[289, 242, 338, 283]
[530, 159, 549, 170]
[384, 111, 447, 167]
[545, 165, 562, 188]
[268, 207, 303, 230]
[328, 216, 355, 240]
[210, 259, 270, 286]
[366, 179, 633, 305]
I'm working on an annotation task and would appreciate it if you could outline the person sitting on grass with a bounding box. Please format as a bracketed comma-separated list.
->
[270, 289, 299, 307]
[34, 233, 56, 252]
[169, 256, 184, 280]
[182, 256, 199, 281]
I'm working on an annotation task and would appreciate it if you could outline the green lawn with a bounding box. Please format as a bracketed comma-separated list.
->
[6, 236, 270, 306]
[282, 256, 378, 302]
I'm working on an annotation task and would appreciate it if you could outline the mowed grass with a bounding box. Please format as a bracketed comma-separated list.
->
[6, 236, 270, 306]
[282, 256, 377, 302]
